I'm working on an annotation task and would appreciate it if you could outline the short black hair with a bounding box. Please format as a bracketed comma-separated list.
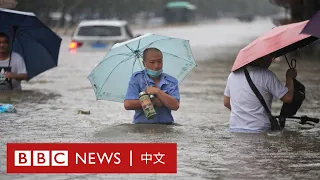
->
[0, 32, 9, 42]
[143, 48, 162, 61]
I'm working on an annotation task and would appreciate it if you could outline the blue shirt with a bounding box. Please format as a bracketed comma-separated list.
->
[125, 70, 180, 124]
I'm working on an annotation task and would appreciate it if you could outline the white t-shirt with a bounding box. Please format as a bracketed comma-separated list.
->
[224, 66, 288, 132]
[0, 52, 27, 90]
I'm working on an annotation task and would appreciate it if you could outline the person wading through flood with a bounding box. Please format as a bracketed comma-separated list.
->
[0, 32, 28, 91]
[124, 48, 180, 124]
[224, 55, 297, 133]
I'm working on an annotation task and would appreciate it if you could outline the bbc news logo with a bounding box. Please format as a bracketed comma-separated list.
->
[7, 143, 177, 173]
[14, 150, 68, 166]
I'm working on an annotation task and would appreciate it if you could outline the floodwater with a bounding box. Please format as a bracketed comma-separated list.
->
[1, 18, 320, 180]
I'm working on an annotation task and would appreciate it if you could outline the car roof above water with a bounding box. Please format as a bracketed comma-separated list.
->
[78, 20, 128, 27]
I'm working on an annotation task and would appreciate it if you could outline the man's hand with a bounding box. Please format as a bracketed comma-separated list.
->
[145, 87, 163, 106]
[4, 72, 16, 79]
[146, 86, 179, 111]
[152, 97, 164, 107]
[282, 68, 297, 103]
[145, 86, 160, 95]
[4, 72, 28, 81]
[286, 68, 297, 79]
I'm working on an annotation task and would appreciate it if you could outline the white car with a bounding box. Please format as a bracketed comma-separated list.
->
[69, 20, 134, 52]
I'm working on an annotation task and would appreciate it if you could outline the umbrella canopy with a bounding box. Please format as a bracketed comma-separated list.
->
[232, 20, 318, 72]
[301, 10, 320, 38]
[0, 8, 62, 80]
[88, 33, 197, 102]
[166, 1, 197, 10]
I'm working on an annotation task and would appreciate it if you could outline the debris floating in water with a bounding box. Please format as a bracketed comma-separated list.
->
[78, 109, 90, 115]
[0, 104, 17, 113]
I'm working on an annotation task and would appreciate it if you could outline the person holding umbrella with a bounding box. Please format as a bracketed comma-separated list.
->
[0, 32, 27, 91]
[0, 8, 62, 91]
[87, 33, 196, 124]
[223, 20, 318, 133]
[224, 55, 297, 133]
[124, 48, 180, 124]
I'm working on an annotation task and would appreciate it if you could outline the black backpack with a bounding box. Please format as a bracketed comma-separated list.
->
[280, 79, 306, 117]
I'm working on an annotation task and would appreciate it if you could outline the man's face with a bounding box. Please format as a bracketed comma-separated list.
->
[143, 51, 163, 71]
[0, 36, 9, 54]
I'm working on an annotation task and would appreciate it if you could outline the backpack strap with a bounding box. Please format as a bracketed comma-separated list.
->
[244, 66, 280, 130]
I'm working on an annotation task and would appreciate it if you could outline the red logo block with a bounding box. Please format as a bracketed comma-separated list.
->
[14, 150, 68, 166]
[7, 143, 177, 173]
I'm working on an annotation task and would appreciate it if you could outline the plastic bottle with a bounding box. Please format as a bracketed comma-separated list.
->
[139, 91, 157, 120]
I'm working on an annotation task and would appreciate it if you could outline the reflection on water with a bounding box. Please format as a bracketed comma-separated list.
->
[0, 90, 61, 104]
[94, 123, 183, 139]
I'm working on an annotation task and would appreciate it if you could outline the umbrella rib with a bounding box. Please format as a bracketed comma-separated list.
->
[97, 53, 136, 95]
[18, 30, 57, 66]
[8, 30, 28, 78]
[131, 47, 144, 74]
[132, 57, 137, 75]
[16, 32, 26, 69]
[137, 39, 142, 50]
[94, 52, 134, 67]
[125, 44, 135, 53]
[131, 52, 144, 75]
[162, 52, 195, 64]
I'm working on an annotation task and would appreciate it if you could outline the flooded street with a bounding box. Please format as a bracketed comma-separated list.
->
[1, 18, 320, 179]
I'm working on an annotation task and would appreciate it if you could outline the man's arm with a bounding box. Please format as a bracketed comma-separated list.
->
[124, 99, 142, 110]
[267, 68, 297, 104]
[11, 53, 28, 81]
[146, 86, 179, 111]
[224, 76, 231, 110]
[152, 97, 164, 107]
[280, 68, 297, 103]
[5, 72, 28, 81]
[156, 90, 179, 110]
[224, 96, 231, 110]
[280, 78, 294, 103]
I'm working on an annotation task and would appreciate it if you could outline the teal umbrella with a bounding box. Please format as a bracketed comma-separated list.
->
[88, 33, 197, 102]
[166, 1, 197, 10]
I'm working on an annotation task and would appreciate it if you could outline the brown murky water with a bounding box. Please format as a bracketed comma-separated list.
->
[1, 18, 320, 180]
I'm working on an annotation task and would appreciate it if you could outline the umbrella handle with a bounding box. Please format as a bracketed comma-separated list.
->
[290, 59, 296, 69]
[284, 55, 296, 69]
[8, 26, 19, 67]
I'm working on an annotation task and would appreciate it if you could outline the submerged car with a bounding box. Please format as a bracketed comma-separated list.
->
[69, 20, 134, 52]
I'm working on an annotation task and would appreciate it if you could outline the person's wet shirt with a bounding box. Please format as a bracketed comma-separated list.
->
[125, 70, 180, 124]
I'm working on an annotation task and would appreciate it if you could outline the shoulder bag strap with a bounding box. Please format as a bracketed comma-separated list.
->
[244, 67, 281, 130]
[244, 67, 271, 115]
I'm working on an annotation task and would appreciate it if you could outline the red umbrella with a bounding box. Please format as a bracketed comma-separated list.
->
[231, 20, 318, 72]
